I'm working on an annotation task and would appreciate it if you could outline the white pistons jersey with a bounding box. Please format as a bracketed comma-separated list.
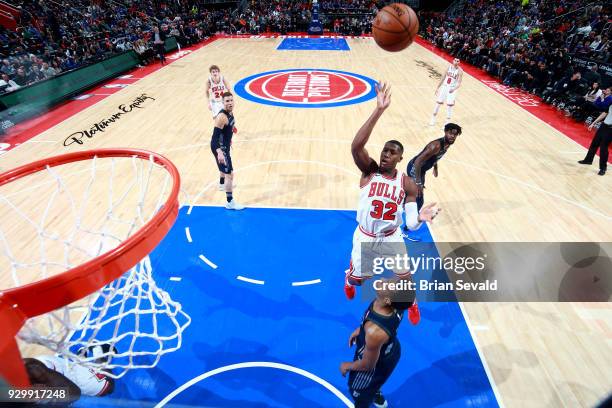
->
[443, 65, 460, 88]
[357, 171, 406, 236]
[35, 355, 111, 396]
[208, 75, 227, 103]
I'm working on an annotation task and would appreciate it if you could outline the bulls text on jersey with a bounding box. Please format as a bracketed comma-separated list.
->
[209, 76, 227, 101]
[366, 181, 405, 206]
[357, 172, 406, 235]
[444, 66, 459, 86]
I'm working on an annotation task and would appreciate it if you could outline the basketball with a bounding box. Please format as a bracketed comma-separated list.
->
[372, 3, 419, 52]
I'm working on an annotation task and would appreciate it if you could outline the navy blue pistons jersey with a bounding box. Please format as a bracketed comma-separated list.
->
[348, 300, 403, 392]
[211, 109, 235, 150]
[409, 137, 447, 174]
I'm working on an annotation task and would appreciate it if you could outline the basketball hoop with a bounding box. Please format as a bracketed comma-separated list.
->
[0, 148, 190, 386]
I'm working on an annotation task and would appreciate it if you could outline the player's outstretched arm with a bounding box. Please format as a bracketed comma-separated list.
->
[223, 77, 232, 93]
[213, 113, 228, 164]
[205, 80, 212, 109]
[453, 69, 463, 92]
[588, 111, 607, 130]
[434, 74, 445, 95]
[412, 141, 439, 187]
[351, 82, 391, 174]
[340, 328, 387, 375]
[403, 176, 441, 230]
[348, 327, 360, 347]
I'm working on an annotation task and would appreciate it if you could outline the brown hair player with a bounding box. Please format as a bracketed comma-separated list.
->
[211, 91, 244, 209]
[430, 58, 463, 126]
[206, 65, 232, 119]
[345, 81, 440, 325]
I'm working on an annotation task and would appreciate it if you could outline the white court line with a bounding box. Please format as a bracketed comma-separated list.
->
[198, 254, 218, 269]
[184, 227, 192, 243]
[236, 275, 265, 285]
[172, 137, 610, 221]
[415, 40, 597, 163]
[444, 158, 611, 221]
[154, 361, 353, 408]
[426, 227, 505, 408]
[186, 159, 361, 215]
[163, 137, 354, 154]
[458, 302, 505, 407]
[125, 83, 429, 89]
[206, 35, 386, 62]
[292, 279, 322, 286]
[191, 203, 355, 212]
[0, 161, 116, 199]
[169, 277, 182, 282]
[471, 325, 490, 331]
[187, 179, 217, 215]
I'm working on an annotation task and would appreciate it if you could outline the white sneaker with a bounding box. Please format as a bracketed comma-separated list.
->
[225, 200, 245, 210]
[429, 117, 435, 126]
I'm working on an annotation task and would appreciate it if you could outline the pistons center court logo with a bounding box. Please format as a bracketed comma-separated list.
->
[234, 69, 377, 108]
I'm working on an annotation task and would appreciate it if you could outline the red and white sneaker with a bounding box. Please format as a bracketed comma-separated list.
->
[344, 269, 356, 300]
[408, 301, 421, 325]
[233, 126, 238, 134]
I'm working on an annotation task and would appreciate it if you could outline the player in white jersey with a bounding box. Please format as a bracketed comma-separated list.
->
[430, 58, 463, 126]
[345, 81, 440, 324]
[24, 344, 116, 402]
[206, 65, 232, 118]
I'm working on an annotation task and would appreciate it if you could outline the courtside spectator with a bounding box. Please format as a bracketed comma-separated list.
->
[0, 73, 21, 94]
[420, 0, 611, 125]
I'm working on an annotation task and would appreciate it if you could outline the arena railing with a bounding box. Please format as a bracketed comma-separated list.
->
[0, 37, 178, 134]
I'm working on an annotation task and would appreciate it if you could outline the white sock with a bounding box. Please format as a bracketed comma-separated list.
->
[432, 104, 441, 116]
[345, 270, 353, 286]
[446, 105, 453, 119]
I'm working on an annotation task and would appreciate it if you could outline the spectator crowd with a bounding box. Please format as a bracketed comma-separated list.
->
[1, 0, 384, 94]
[420, 0, 612, 124]
[232, 0, 377, 36]
[6, 0, 610, 128]
[0, 0, 237, 94]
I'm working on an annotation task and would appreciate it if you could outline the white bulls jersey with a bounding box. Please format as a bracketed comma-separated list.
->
[357, 171, 406, 236]
[443, 65, 460, 88]
[208, 75, 228, 103]
[35, 355, 112, 396]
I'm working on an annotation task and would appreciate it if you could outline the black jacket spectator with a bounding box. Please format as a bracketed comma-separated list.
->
[582, 64, 603, 86]
[420, 0, 611, 124]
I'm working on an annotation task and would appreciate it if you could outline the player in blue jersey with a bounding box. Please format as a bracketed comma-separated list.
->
[407, 123, 462, 212]
[211, 91, 243, 210]
[340, 277, 415, 408]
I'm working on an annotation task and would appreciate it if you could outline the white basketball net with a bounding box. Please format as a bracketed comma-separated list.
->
[0, 154, 190, 379]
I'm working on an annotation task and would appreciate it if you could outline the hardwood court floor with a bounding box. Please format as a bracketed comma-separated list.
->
[1, 37, 610, 407]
